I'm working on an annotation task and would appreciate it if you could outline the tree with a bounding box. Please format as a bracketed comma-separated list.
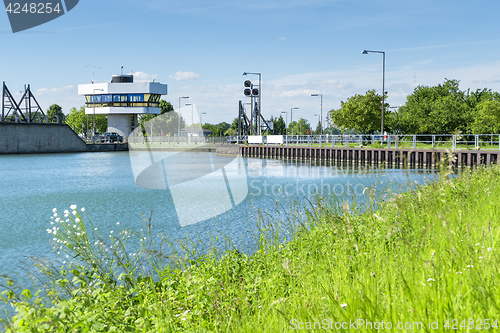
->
[225, 118, 238, 136]
[47, 104, 64, 123]
[328, 90, 387, 134]
[314, 120, 322, 135]
[138, 100, 174, 126]
[203, 122, 230, 136]
[273, 115, 286, 135]
[136, 100, 182, 136]
[65, 106, 107, 135]
[470, 100, 500, 134]
[395, 79, 470, 134]
[287, 118, 311, 135]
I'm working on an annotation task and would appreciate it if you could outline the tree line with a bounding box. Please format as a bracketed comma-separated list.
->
[328, 79, 500, 135]
[57, 78, 499, 137]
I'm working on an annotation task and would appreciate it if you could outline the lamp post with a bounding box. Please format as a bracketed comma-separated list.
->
[281, 111, 287, 135]
[362, 49, 385, 136]
[242, 72, 261, 135]
[290, 107, 299, 136]
[311, 93, 323, 135]
[178, 96, 189, 136]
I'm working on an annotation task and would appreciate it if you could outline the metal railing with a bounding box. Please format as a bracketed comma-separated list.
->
[0, 114, 67, 124]
[72, 133, 500, 150]
[128, 135, 228, 145]
[230, 134, 500, 151]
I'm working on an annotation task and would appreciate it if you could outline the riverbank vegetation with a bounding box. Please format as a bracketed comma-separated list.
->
[1, 163, 499, 332]
[330, 79, 500, 135]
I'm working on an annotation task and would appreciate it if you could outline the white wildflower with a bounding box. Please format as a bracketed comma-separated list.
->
[81, 207, 85, 212]
[70, 205, 77, 210]
[340, 304, 347, 308]
[52, 208, 57, 213]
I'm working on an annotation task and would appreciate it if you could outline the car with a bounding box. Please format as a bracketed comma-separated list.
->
[100, 132, 123, 143]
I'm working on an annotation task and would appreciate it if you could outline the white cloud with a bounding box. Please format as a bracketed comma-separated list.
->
[35, 85, 73, 95]
[170, 71, 200, 81]
[280, 89, 318, 98]
[133, 71, 158, 82]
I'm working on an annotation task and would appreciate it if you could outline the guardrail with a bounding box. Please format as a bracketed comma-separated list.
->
[0, 115, 67, 124]
[79, 134, 500, 151]
[127, 135, 228, 145]
[230, 134, 500, 151]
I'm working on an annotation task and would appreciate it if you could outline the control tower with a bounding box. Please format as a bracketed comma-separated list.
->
[78, 75, 168, 137]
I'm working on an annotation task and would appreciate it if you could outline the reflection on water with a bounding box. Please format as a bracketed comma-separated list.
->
[0, 152, 437, 281]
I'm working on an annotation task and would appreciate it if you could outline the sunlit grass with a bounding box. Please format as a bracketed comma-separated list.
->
[1, 163, 500, 332]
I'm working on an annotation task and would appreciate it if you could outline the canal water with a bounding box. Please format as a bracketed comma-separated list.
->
[0, 152, 437, 283]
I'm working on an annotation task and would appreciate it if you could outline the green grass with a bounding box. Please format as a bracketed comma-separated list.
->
[2, 164, 500, 332]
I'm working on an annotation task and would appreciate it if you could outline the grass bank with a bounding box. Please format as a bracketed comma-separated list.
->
[1, 164, 500, 332]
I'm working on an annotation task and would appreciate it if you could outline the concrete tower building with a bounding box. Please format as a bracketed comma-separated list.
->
[78, 74, 168, 137]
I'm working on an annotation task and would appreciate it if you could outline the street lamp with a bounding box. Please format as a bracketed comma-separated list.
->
[280, 111, 287, 135]
[242, 72, 261, 135]
[290, 107, 299, 136]
[178, 96, 189, 136]
[362, 49, 385, 136]
[185, 103, 194, 126]
[311, 93, 323, 135]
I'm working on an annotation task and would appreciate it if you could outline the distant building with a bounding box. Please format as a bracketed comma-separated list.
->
[78, 75, 168, 137]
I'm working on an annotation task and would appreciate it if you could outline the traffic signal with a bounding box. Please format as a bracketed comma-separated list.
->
[252, 88, 259, 96]
[244, 88, 252, 96]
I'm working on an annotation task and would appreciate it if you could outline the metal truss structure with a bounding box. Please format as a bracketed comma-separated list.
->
[1, 82, 45, 123]
[237, 100, 273, 139]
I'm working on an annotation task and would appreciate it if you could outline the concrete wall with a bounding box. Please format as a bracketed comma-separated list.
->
[216, 145, 240, 155]
[107, 114, 131, 137]
[0, 123, 88, 154]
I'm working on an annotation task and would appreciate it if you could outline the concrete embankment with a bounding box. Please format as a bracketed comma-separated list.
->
[0, 123, 128, 154]
[241, 145, 500, 167]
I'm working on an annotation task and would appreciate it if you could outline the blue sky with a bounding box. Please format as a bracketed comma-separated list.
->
[1, 0, 500, 126]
